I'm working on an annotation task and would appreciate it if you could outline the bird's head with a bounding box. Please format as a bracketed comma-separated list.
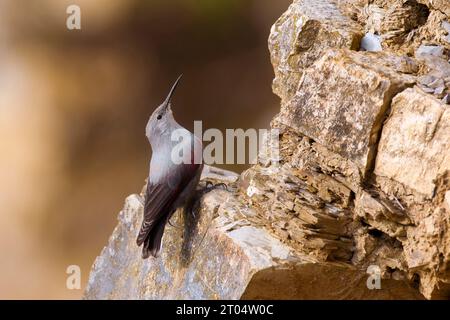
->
[146, 75, 182, 145]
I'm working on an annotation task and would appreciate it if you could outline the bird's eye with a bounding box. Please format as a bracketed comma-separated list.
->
[157, 114, 162, 120]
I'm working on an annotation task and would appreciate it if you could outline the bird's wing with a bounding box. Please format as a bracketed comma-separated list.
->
[136, 162, 201, 246]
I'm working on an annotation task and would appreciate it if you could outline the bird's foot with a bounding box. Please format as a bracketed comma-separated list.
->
[187, 182, 229, 221]
[189, 195, 201, 219]
[202, 181, 228, 193]
[167, 218, 182, 229]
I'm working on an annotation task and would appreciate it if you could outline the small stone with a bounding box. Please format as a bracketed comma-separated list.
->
[428, 77, 445, 89]
[434, 86, 445, 96]
[418, 85, 435, 94]
[418, 74, 437, 86]
[415, 45, 445, 58]
[360, 33, 382, 52]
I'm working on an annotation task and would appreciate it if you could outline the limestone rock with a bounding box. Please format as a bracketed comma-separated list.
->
[268, 0, 362, 104]
[379, 0, 429, 48]
[83, 167, 422, 300]
[358, 1, 450, 55]
[84, 168, 423, 300]
[85, 168, 274, 299]
[416, 45, 445, 57]
[417, 0, 450, 18]
[275, 49, 416, 177]
[86, 0, 450, 300]
[374, 87, 450, 197]
[415, 48, 450, 100]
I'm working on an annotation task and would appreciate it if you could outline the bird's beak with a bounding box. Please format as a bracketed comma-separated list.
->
[163, 74, 183, 111]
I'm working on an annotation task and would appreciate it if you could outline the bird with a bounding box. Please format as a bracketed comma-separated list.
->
[137, 75, 203, 259]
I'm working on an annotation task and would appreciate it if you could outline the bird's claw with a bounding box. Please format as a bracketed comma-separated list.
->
[214, 182, 228, 191]
[202, 181, 228, 193]
[167, 218, 182, 229]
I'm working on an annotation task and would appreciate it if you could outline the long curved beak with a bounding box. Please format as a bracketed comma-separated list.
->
[163, 74, 183, 109]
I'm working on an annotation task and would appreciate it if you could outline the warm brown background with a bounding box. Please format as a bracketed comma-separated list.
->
[0, 0, 290, 298]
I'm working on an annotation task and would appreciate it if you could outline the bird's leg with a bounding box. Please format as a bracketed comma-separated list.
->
[190, 196, 201, 219]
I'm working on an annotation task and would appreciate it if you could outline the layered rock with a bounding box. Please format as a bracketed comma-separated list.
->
[85, 0, 450, 299]
[269, 0, 363, 104]
[375, 87, 449, 197]
[275, 49, 416, 177]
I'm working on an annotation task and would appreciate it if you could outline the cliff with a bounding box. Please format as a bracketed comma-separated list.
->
[84, 0, 450, 300]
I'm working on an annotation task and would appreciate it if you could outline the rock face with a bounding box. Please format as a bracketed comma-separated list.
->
[375, 87, 450, 197]
[85, 0, 450, 300]
[276, 49, 416, 176]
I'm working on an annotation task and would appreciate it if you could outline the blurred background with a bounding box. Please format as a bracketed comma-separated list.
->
[0, 0, 290, 299]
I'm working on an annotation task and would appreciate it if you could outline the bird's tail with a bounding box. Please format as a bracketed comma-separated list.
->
[141, 216, 168, 259]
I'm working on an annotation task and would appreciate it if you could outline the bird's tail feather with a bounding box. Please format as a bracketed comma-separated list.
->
[142, 216, 168, 259]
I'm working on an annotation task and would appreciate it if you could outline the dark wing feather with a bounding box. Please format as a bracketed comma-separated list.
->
[142, 214, 169, 258]
[136, 162, 201, 247]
